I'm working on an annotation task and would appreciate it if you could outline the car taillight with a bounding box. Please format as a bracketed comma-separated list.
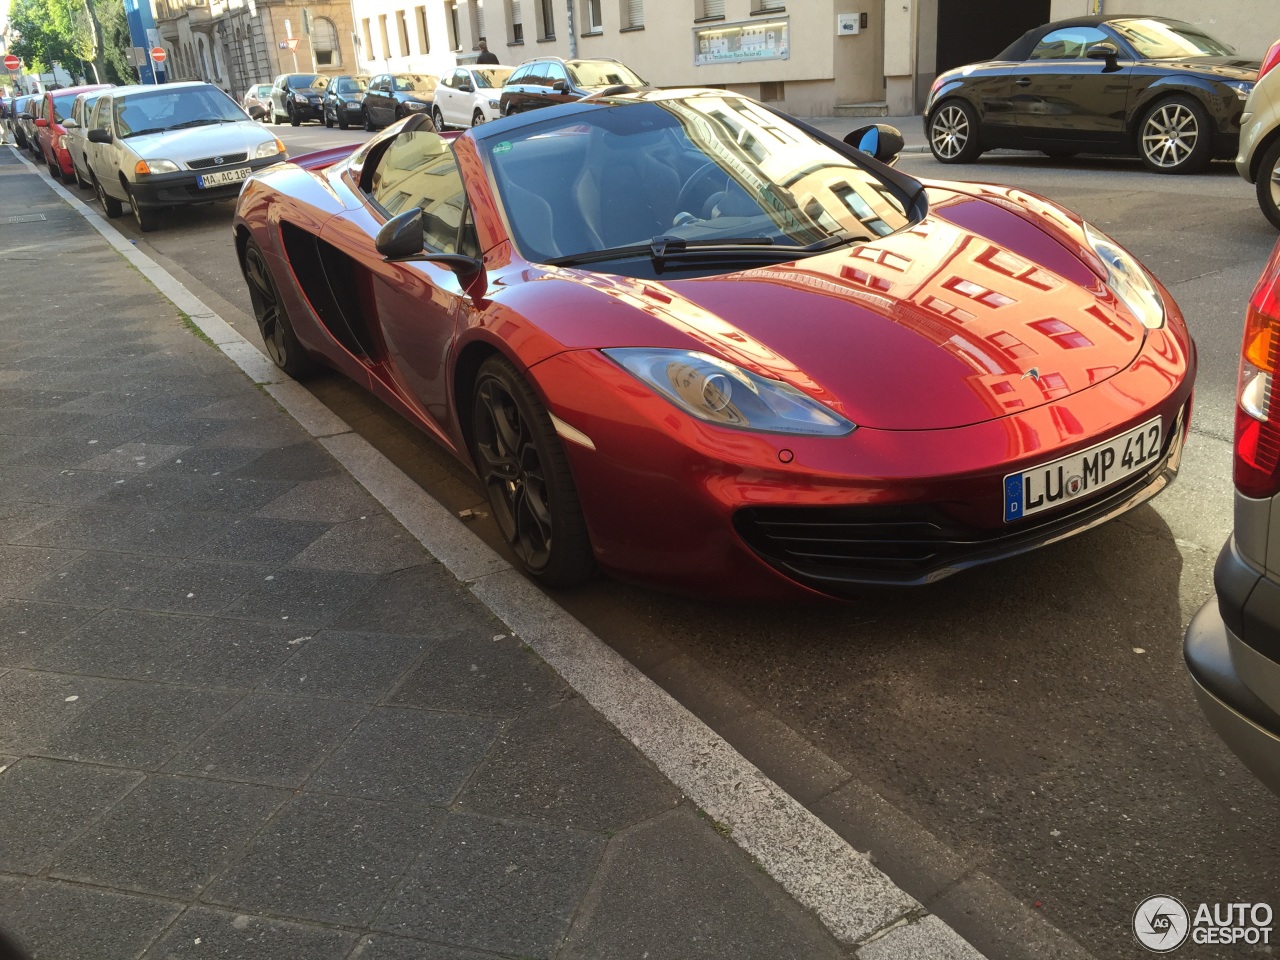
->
[1260, 39, 1280, 81]
[1236, 241, 1280, 498]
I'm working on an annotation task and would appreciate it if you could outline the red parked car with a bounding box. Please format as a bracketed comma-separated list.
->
[33, 83, 111, 182]
[232, 89, 1195, 600]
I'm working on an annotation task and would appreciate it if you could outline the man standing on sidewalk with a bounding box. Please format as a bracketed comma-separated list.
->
[476, 40, 499, 64]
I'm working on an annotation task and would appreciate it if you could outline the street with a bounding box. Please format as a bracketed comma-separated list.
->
[50, 121, 1280, 960]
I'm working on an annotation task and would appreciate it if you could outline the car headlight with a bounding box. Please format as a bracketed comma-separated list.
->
[604, 348, 855, 436]
[1083, 221, 1165, 330]
[255, 138, 285, 158]
[1224, 80, 1254, 101]
[487, 96, 500, 106]
[293, 92, 309, 103]
[135, 158, 179, 175]
[403, 100, 427, 110]
[346, 99, 362, 107]
[56, 135, 68, 150]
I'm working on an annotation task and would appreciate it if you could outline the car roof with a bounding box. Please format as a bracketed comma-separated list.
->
[97, 80, 223, 99]
[995, 14, 1193, 61]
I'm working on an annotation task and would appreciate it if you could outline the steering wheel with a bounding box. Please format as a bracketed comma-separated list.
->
[673, 161, 730, 222]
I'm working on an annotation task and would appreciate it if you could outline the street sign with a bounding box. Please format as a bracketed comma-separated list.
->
[150, 46, 166, 62]
[284, 37, 300, 51]
[3, 55, 20, 71]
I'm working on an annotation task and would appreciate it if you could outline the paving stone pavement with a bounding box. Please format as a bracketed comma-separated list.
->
[0, 149, 854, 957]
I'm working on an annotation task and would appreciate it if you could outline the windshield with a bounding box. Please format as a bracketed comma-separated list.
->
[567, 60, 646, 88]
[395, 74, 438, 92]
[52, 93, 78, 122]
[254, 85, 272, 97]
[336, 77, 368, 94]
[288, 73, 326, 89]
[483, 95, 912, 270]
[115, 86, 248, 137]
[1108, 18, 1234, 59]
[471, 67, 513, 89]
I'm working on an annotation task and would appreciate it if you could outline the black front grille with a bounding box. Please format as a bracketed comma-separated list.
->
[188, 152, 247, 170]
[735, 411, 1186, 594]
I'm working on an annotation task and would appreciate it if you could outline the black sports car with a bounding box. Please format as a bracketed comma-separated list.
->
[924, 15, 1259, 174]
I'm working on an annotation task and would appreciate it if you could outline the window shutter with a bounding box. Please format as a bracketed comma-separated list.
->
[512, 0, 521, 24]
[476, 0, 485, 40]
[627, 0, 643, 26]
[758, 0, 784, 10]
[703, 0, 724, 18]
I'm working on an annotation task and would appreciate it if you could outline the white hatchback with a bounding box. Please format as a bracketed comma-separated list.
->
[83, 81, 286, 232]
[1238, 38, 1280, 229]
[431, 65, 514, 130]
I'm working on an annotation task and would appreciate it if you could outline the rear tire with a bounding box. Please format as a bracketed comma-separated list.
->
[470, 355, 595, 587]
[928, 99, 982, 164]
[364, 111, 375, 132]
[1137, 95, 1211, 174]
[127, 185, 157, 232]
[1255, 138, 1280, 230]
[241, 238, 318, 379]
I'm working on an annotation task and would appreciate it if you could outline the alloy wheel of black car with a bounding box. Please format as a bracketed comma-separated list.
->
[127, 186, 157, 232]
[288, 102, 300, 127]
[1138, 96, 1211, 174]
[94, 175, 121, 218]
[241, 239, 317, 379]
[323, 108, 333, 128]
[364, 110, 375, 132]
[338, 108, 350, 130]
[1256, 139, 1280, 230]
[928, 100, 981, 163]
[471, 355, 594, 587]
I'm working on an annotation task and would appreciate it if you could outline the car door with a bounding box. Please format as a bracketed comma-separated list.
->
[326, 128, 475, 433]
[1011, 26, 1130, 145]
[540, 61, 576, 108]
[503, 63, 543, 115]
[442, 69, 469, 126]
[365, 75, 388, 126]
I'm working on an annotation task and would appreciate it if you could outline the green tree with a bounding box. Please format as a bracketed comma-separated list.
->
[8, 0, 108, 83]
[94, 0, 134, 85]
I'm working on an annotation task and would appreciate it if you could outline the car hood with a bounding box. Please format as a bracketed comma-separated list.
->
[534, 188, 1152, 431]
[1141, 56, 1259, 81]
[292, 87, 326, 97]
[125, 122, 274, 162]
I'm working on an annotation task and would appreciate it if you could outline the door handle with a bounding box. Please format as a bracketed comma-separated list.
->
[1015, 77, 1032, 87]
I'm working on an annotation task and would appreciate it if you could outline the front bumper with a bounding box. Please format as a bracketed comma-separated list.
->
[129, 155, 283, 208]
[1185, 539, 1280, 794]
[289, 100, 323, 120]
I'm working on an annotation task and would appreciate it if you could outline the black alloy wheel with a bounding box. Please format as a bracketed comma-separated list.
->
[241, 238, 317, 379]
[470, 355, 595, 587]
[364, 109, 375, 132]
[928, 99, 982, 164]
[1138, 95, 1211, 174]
[323, 106, 333, 128]
[93, 174, 121, 218]
[338, 107, 350, 130]
[1256, 138, 1280, 230]
[288, 102, 300, 127]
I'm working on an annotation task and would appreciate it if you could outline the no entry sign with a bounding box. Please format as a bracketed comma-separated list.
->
[150, 47, 167, 63]
[3, 55, 20, 71]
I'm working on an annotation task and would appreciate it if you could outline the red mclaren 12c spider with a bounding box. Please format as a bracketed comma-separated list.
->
[233, 89, 1195, 601]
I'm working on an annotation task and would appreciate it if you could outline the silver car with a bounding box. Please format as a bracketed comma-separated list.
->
[63, 88, 111, 189]
[83, 81, 286, 232]
[1237, 39, 1280, 229]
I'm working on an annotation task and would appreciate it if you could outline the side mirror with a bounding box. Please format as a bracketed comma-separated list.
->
[63, 118, 79, 129]
[1086, 42, 1121, 70]
[551, 79, 567, 92]
[87, 128, 112, 143]
[845, 124, 905, 165]
[34, 117, 47, 127]
[375, 208, 488, 298]
[459, 82, 473, 93]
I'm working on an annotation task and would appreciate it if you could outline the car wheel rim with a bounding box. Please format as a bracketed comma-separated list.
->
[473, 110, 484, 126]
[243, 246, 289, 368]
[931, 105, 969, 159]
[474, 377, 553, 571]
[1142, 103, 1198, 169]
[1269, 161, 1280, 213]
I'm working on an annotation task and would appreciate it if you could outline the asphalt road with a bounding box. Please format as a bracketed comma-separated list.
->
[58, 121, 1280, 960]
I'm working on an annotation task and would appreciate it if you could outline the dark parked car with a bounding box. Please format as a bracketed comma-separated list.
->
[1185, 242, 1280, 795]
[322, 74, 369, 129]
[232, 90, 1194, 599]
[362, 73, 438, 130]
[7, 94, 32, 148]
[269, 73, 328, 126]
[14, 94, 38, 152]
[924, 15, 1259, 174]
[499, 57, 645, 116]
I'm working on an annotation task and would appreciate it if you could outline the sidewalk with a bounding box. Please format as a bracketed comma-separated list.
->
[0, 145, 977, 960]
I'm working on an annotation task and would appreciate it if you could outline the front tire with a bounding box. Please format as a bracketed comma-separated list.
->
[241, 238, 318, 379]
[472, 108, 485, 128]
[928, 99, 982, 164]
[127, 186, 157, 232]
[288, 103, 300, 127]
[432, 106, 446, 130]
[1138, 95, 1211, 174]
[364, 111, 375, 132]
[323, 109, 333, 128]
[338, 108, 350, 130]
[1255, 138, 1280, 230]
[94, 175, 121, 218]
[470, 355, 595, 587]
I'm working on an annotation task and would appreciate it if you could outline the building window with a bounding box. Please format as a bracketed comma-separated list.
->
[313, 16, 339, 65]
[699, 0, 724, 20]
[539, 0, 554, 38]
[397, 10, 410, 55]
[473, 0, 486, 42]
[416, 5, 430, 52]
[509, 0, 524, 42]
[759, 80, 783, 101]
[447, 1, 461, 50]
[753, 0, 784, 11]
[378, 13, 391, 59]
[622, 0, 642, 28]
[362, 18, 374, 57]
[583, 0, 602, 31]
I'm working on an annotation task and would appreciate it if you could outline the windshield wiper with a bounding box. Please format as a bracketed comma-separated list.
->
[547, 236, 781, 269]
[124, 126, 169, 137]
[800, 233, 872, 254]
[169, 118, 233, 129]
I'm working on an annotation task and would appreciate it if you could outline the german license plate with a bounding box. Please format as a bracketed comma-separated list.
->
[197, 166, 250, 188]
[1003, 417, 1162, 522]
